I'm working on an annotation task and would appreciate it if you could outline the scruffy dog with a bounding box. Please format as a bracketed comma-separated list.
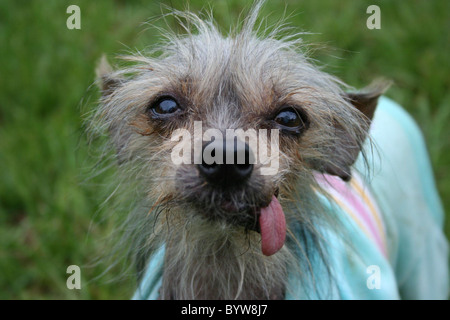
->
[93, 2, 448, 299]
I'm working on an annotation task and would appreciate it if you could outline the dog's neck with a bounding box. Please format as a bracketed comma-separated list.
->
[158, 219, 288, 299]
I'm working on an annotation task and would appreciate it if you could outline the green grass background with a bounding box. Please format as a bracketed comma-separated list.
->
[0, 0, 448, 299]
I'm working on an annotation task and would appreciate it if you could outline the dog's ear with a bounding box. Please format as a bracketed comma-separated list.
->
[96, 55, 122, 97]
[345, 80, 391, 121]
[314, 80, 390, 181]
[96, 55, 131, 163]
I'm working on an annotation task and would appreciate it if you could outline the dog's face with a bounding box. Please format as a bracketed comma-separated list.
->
[95, 13, 386, 258]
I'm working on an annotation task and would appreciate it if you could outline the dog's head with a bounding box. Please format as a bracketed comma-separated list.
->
[94, 7, 388, 259]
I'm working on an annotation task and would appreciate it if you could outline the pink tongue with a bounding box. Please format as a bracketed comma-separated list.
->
[259, 195, 286, 256]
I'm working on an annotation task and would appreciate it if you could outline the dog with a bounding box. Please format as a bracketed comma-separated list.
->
[93, 2, 448, 299]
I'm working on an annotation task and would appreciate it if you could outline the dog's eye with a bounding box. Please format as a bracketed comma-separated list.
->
[149, 97, 180, 116]
[273, 107, 309, 133]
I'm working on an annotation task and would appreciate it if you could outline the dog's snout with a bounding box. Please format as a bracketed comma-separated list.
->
[197, 138, 253, 188]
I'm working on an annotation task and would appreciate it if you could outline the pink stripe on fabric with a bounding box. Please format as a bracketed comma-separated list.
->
[351, 173, 387, 245]
[325, 176, 383, 249]
[315, 173, 387, 257]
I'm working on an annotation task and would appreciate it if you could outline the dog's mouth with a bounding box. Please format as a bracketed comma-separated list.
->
[214, 188, 286, 256]
[175, 165, 286, 256]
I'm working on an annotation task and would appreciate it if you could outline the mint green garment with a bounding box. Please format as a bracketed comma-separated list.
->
[133, 97, 448, 300]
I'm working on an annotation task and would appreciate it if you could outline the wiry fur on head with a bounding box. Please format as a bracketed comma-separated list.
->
[91, 1, 388, 299]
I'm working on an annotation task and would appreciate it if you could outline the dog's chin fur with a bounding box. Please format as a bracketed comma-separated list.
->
[147, 181, 326, 300]
[158, 209, 290, 300]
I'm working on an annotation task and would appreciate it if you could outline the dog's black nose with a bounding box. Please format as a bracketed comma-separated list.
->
[197, 138, 253, 188]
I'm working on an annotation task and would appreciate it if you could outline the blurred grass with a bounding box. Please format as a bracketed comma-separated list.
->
[0, 0, 448, 299]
